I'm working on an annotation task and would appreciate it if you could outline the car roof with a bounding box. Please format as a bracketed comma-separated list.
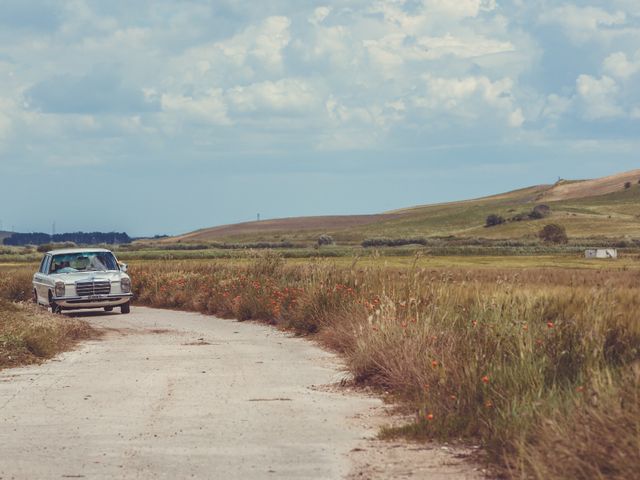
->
[47, 248, 113, 255]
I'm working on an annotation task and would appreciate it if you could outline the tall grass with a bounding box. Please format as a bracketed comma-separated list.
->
[2, 258, 638, 477]
[0, 267, 93, 368]
[129, 256, 640, 478]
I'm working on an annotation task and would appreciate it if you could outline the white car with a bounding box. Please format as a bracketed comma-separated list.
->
[32, 248, 132, 314]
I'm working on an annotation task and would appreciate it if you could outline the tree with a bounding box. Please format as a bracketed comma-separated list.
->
[485, 214, 505, 227]
[539, 224, 568, 244]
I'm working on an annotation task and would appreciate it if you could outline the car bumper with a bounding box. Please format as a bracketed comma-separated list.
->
[52, 293, 133, 309]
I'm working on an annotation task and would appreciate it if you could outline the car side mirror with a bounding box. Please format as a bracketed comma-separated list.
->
[119, 262, 128, 273]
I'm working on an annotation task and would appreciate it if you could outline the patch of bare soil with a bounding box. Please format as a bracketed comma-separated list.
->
[347, 403, 485, 479]
[314, 382, 486, 479]
[538, 169, 640, 202]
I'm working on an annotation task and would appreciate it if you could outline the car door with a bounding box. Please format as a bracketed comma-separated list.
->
[33, 255, 51, 304]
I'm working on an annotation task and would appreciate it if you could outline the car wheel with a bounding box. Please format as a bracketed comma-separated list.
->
[48, 291, 61, 314]
[32, 289, 38, 304]
[120, 302, 130, 314]
[104, 306, 114, 312]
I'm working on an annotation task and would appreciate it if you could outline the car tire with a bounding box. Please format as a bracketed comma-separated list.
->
[32, 289, 38, 304]
[48, 291, 61, 314]
[104, 306, 114, 312]
[120, 302, 131, 314]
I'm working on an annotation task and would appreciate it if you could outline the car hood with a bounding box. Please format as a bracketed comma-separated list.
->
[50, 271, 126, 283]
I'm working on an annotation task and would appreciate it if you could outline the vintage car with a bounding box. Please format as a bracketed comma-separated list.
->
[32, 248, 132, 314]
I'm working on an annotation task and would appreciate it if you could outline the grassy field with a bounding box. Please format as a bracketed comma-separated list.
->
[1, 254, 638, 478]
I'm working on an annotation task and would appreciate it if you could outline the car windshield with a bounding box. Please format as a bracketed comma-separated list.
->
[50, 252, 119, 273]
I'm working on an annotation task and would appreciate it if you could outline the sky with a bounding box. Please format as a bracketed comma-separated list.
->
[0, 0, 639, 236]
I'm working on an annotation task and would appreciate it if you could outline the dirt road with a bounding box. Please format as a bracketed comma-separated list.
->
[0, 307, 482, 479]
[0, 307, 384, 479]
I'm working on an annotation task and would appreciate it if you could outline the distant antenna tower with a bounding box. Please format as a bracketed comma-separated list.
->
[52, 221, 56, 239]
[257, 213, 260, 222]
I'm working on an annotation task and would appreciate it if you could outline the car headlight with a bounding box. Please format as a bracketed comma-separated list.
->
[121, 277, 131, 293]
[55, 281, 65, 297]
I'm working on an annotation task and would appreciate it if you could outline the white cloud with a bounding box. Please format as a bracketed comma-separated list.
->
[309, 6, 331, 25]
[415, 74, 524, 127]
[227, 78, 318, 113]
[540, 94, 572, 120]
[422, 0, 497, 19]
[539, 5, 628, 44]
[250, 16, 291, 72]
[576, 74, 622, 119]
[364, 33, 514, 70]
[161, 89, 231, 125]
[171, 15, 292, 89]
[603, 51, 640, 79]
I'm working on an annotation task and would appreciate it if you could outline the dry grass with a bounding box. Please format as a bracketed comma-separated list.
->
[0, 267, 94, 369]
[1, 257, 638, 477]
[130, 255, 639, 478]
[0, 300, 94, 369]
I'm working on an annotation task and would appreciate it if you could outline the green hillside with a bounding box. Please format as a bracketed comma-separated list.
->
[165, 170, 640, 245]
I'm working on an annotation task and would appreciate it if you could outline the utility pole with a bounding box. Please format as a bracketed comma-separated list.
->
[257, 213, 260, 222]
[52, 221, 56, 240]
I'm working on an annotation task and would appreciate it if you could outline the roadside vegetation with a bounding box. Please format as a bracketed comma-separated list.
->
[0, 267, 93, 369]
[1, 255, 638, 478]
[126, 255, 639, 478]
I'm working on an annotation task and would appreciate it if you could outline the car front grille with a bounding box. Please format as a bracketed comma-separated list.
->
[75, 281, 111, 296]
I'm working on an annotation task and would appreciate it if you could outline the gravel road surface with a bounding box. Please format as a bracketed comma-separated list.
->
[0, 307, 381, 479]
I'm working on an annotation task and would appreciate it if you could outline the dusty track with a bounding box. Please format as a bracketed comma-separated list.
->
[0, 307, 480, 479]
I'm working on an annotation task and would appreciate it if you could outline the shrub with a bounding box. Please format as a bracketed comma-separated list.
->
[624, 181, 632, 189]
[510, 213, 528, 222]
[529, 204, 551, 219]
[36, 244, 52, 253]
[485, 214, 505, 227]
[539, 224, 568, 244]
[317, 234, 335, 246]
[362, 238, 427, 248]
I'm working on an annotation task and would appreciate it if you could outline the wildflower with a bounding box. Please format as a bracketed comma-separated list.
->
[481, 375, 489, 384]
[547, 321, 554, 329]
[576, 386, 584, 393]
[485, 400, 493, 408]
[431, 360, 438, 368]
[426, 413, 434, 421]
[450, 395, 457, 401]
[472, 320, 478, 327]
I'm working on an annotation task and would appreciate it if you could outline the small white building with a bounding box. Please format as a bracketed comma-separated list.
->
[585, 248, 618, 259]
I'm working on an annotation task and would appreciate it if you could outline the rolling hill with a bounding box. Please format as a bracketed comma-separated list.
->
[164, 169, 640, 244]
